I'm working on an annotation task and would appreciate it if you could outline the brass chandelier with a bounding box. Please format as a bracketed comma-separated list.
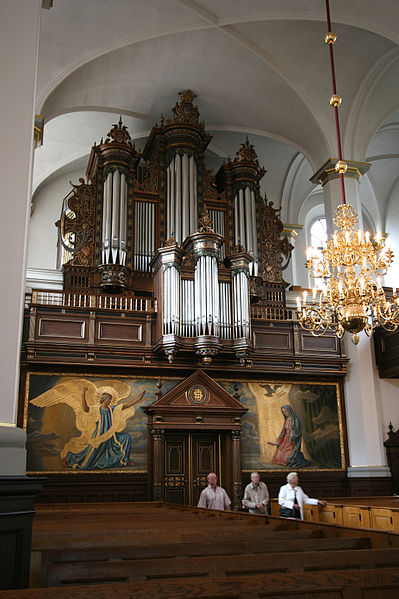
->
[296, 0, 399, 345]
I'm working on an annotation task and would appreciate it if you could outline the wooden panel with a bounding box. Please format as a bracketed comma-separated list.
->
[37, 317, 86, 340]
[298, 332, 339, 354]
[342, 506, 370, 529]
[370, 508, 395, 531]
[164, 435, 188, 505]
[253, 330, 292, 351]
[318, 504, 343, 526]
[97, 320, 142, 344]
[0, 477, 43, 589]
[33, 474, 148, 504]
[302, 504, 319, 522]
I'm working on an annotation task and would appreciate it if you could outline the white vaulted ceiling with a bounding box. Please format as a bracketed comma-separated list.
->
[33, 0, 399, 246]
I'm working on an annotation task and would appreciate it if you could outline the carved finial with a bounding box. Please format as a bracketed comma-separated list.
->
[164, 233, 178, 247]
[234, 136, 259, 164]
[198, 208, 214, 232]
[160, 113, 164, 126]
[168, 90, 202, 127]
[105, 118, 133, 146]
[232, 242, 246, 254]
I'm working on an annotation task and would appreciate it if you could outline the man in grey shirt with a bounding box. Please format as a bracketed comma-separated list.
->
[243, 472, 269, 514]
[197, 472, 231, 511]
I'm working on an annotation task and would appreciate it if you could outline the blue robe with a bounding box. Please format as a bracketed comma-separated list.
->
[66, 405, 131, 470]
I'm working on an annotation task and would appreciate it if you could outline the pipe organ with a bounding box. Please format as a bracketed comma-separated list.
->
[56, 90, 292, 366]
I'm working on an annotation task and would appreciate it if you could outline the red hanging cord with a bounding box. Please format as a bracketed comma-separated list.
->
[325, 0, 346, 204]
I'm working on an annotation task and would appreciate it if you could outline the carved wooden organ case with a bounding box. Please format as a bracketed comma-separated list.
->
[57, 91, 293, 366]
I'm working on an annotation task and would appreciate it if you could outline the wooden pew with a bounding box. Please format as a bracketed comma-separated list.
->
[24, 502, 399, 597]
[2, 567, 399, 598]
[41, 546, 399, 587]
[31, 524, 325, 552]
[35, 535, 371, 587]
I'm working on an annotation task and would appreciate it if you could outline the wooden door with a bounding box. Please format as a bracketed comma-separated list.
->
[164, 432, 221, 505]
[164, 433, 189, 505]
[191, 432, 220, 506]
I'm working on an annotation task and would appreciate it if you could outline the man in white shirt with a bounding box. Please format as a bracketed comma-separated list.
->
[197, 472, 231, 511]
[243, 472, 269, 514]
[278, 471, 326, 519]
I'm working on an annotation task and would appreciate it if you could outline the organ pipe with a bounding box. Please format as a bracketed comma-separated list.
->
[167, 164, 171, 240]
[167, 154, 198, 245]
[182, 154, 189, 241]
[250, 190, 258, 275]
[111, 170, 120, 263]
[239, 188, 245, 248]
[134, 200, 155, 272]
[189, 156, 197, 234]
[233, 185, 258, 275]
[175, 154, 182, 243]
[119, 173, 127, 265]
[101, 169, 128, 265]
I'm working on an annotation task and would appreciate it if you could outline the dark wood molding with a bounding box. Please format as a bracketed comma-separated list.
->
[374, 327, 399, 378]
[0, 476, 44, 589]
[384, 425, 399, 493]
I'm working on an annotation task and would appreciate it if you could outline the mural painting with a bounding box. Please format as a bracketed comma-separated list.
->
[24, 374, 344, 473]
[219, 380, 344, 470]
[24, 374, 179, 473]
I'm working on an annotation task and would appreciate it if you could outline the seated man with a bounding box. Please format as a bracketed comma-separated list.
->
[243, 471, 269, 514]
[197, 472, 231, 511]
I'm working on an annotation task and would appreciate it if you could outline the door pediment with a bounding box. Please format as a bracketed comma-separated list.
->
[144, 370, 247, 430]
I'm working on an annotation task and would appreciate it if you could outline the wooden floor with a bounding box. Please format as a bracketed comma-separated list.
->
[2, 501, 399, 598]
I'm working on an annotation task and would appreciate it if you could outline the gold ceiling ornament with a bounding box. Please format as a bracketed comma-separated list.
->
[296, 0, 398, 345]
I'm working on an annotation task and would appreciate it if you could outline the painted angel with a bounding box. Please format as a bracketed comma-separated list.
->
[30, 378, 146, 470]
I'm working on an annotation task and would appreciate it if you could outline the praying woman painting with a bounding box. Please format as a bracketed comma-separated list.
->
[30, 378, 146, 470]
[267, 404, 310, 468]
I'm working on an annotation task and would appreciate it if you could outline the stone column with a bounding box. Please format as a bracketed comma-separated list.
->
[0, 0, 41, 471]
[310, 159, 370, 237]
[344, 335, 391, 481]
[231, 430, 242, 511]
[310, 158, 391, 486]
[0, 2, 44, 590]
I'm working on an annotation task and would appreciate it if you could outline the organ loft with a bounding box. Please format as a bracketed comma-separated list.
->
[49, 90, 332, 369]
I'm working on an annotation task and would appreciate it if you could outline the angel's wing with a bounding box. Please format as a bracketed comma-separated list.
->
[30, 378, 97, 414]
[93, 379, 131, 404]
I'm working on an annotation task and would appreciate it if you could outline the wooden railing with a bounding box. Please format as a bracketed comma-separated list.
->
[25, 290, 157, 313]
[251, 305, 294, 321]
